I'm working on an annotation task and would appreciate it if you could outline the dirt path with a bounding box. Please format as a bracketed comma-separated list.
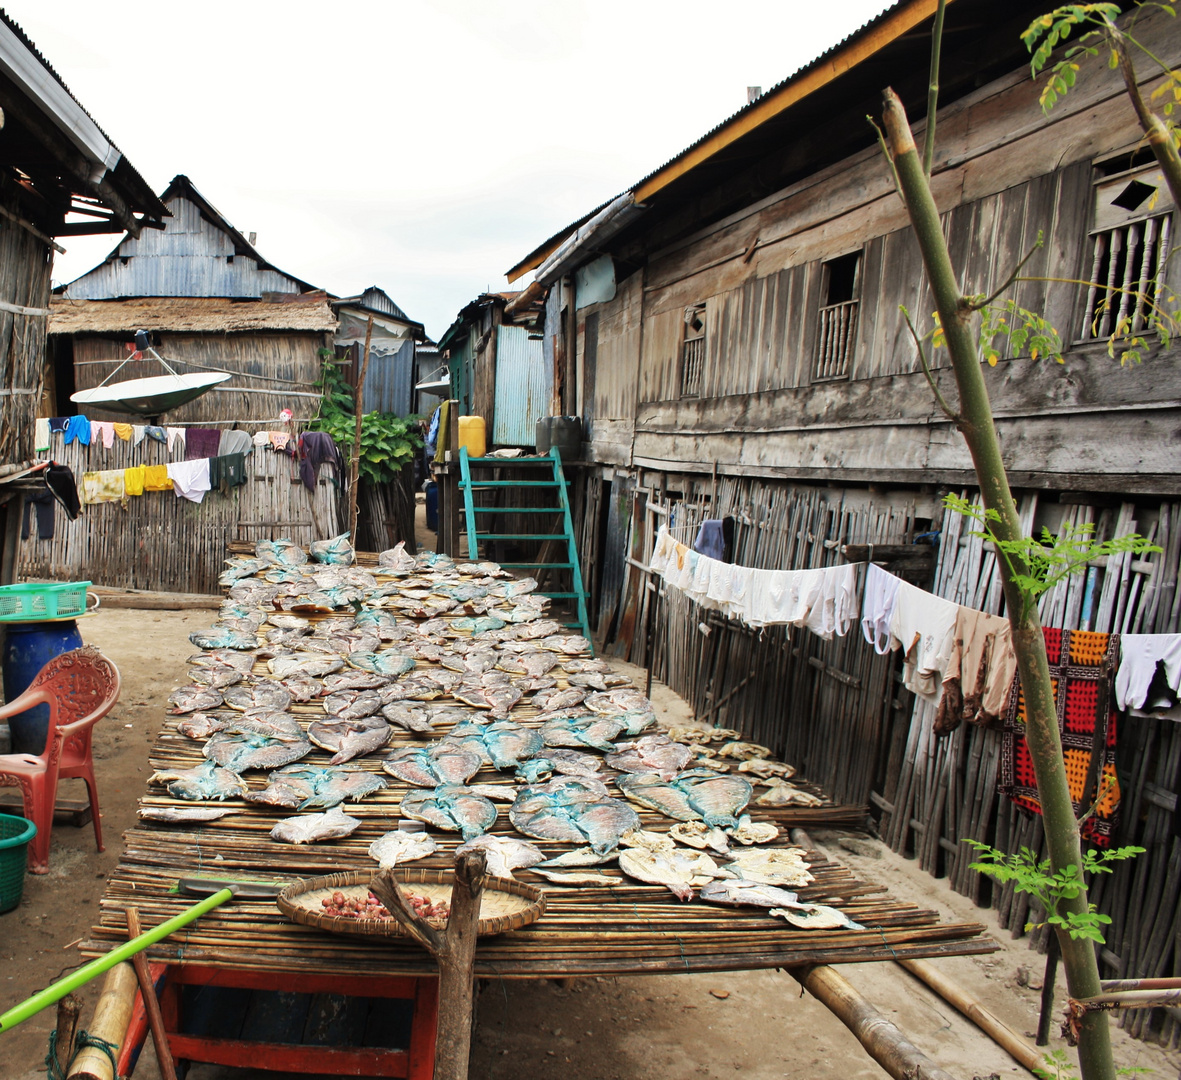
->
[4, 616, 1177, 1080]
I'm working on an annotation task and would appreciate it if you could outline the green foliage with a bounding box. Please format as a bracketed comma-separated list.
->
[1033, 1046, 1151, 1079]
[943, 494, 1161, 619]
[1022, 5, 1123, 111]
[309, 350, 423, 486]
[931, 300, 1066, 366]
[965, 841, 1145, 942]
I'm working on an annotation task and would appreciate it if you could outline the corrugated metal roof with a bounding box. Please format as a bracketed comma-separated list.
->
[49, 294, 338, 334]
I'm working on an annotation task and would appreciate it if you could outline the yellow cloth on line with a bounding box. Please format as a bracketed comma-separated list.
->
[123, 465, 146, 496]
[143, 464, 173, 491]
[82, 470, 125, 506]
[112, 422, 133, 441]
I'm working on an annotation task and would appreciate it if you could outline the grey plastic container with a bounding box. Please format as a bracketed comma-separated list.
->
[535, 416, 552, 455]
[549, 416, 582, 460]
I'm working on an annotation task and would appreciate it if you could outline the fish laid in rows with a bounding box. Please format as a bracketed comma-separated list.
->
[532, 687, 586, 712]
[168, 686, 223, 714]
[245, 764, 387, 809]
[532, 869, 620, 887]
[219, 557, 269, 584]
[177, 712, 229, 740]
[368, 828, 437, 868]
[441, 649, 495, 674]
[585, 688, 652, 715]
[515, 746, 602, 783]
[260, 627, 313, 652]
[567, 672, 631, 691]
[771, 904, 863, 930]
[667, 726, 741, 744]
[138, 805, 240, 823]
[727, 815, 779, 845]
[222, 679, 293, 712]
[453, 683, 522, 718]
[737, 759, 797, 780]
[270, 805, 361, 845]
[308, 715, 391, 764]
[755, 780, 824, 807]
[309, 533, 356, 565]
[378, 541, 417, 573]
[455, 834, 545, 878]
[716, 741, 772, 761]
[618, 847, 732, 901]
[539, 634, 591, 655]
[669, 820, 731, 855]
[267, 613, 310, 629]
[150, 760, 248, 801]
[379, 676, 444, 702]
[561, 658, 611, 675]
[451, 615, 505, 635]
[323, 689, 383, 720]
[189, 650, 256, 673]
[256, 537, 308, 566]
[401, 785, 498, 841]
[509, 777, 638, 854]
[383, 743, 482, 787]
[724, 848, 814, 887]
[187, 665, 243, 690]
[281, 674, 323, 702]
[496, 651, 557, 677]
[267, 652, 344, 679]
[616, 770, 752, 828]
[514, 619, 564, 640]
[540, 714, 625, 753]
[698, 879, 802, 909]
[189, 627, 258, 651]
[227, 709, 304, 740]
[353, 608, 402, 640]
[347, 651, 416, 677]
[204, 730, 313, 772]
[322, 671, 389, 694]
[381, 702, 437, 734]
[449, 720, 542, 771]
[607, 734, 693, 780]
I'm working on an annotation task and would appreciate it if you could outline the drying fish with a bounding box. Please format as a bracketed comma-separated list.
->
[616, 710, 656, 736]
[509, 777, 638, 854]
[353, 608, 402, 640]
[534, 846, 616, 868]
[378, 541, 417, 573]
[454, 683, 522, 717]
[222, 679, 293, 713]
[267, 612, 309, 629]
[755, 780, 823, 807]
[724, 848, 814, 887]
[266, 567, 311, 585]
[667, 725, 741, 744]
[419, 668, 462, 693]
[456, 649, 500, 674]
[516, 747, 601, 784]
[176, 712, 229, 740]
[257, 537, 308, 567]
[737, 759, 797, 780]
[188, 665, 243, 690]
[138, 805, 241, 823]
[190, 649, 256, 672]
[380, 675, 444, 702]
[771, 904, 863, 930]
[204, 730, 313, 772]
[308, 715, 390, 764]
[150, 760, 248, 801]
[670, 820, 731, 855]
[451, 615, 506, 635]
[539, 634, 591, 655]
[698, 879, 802, 909]
[532, 870, 620, 887]
[347, 651, 416, 677]
[230, 709, 304, 740]
[401, 785, 498, 840]
[270, 805, 361, 845]
[618, 847, 730, 901]
[561, 658, 610, 674]
[455, 834, 544, 878]
[716, 741, 772, 761]
[514, 619, 564, 639]
[323, 689, 383, 720]
[383, 743, 482, 787]
[728, 815, 779, 845]
[466, 783, 517, 802]
[243, 768, 316, 809]
[301, 769, 386, 808]
[478, 721, 544, 771]
[566, 671, 631, 691]
[540, 714, 626, 753]
[322, 671, 389, 694]
[381, 702, 436, 734]
[219, 557, 268, 584]
[261, 627, 313, 652]
[189, 627, 258, 651]
[280, 674, 323, 702]
[532, 687, 586, 712]
[607, 734, 693, 779]
[617, 770, 751, 828]
[368, 829, 437, 868]
[619, 828, 675, 853]
[514, 758, 553, 783]
[585, 688, 651, 715]
[267, 652, 345, 679]
[168, 686, 223, 714]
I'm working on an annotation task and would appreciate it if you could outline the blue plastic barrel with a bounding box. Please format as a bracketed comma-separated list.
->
[1, 621, 83, 754]
[425, 482, 439, 532]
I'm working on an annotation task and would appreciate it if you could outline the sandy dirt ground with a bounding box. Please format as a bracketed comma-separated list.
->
[3, 610, 1179, 1080]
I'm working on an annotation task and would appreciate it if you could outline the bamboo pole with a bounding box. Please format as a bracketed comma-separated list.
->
[898, 957, 1043, 1073]
[348, 315, 375, 543]
[66, 963, 138, 1080]
[789, 964, 959, 1080]
[50, 994, 82, 1080]
[124, 906, 178, 1080]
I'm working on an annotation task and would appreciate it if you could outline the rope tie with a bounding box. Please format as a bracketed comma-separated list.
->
[46, 1028, 119, 1080]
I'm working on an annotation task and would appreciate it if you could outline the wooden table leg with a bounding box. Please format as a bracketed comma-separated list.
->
[124, 906, 178, 1080]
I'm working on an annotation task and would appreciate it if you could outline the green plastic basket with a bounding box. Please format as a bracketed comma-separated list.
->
[0, 581, 91, 622]
[0, 814, 35, 913]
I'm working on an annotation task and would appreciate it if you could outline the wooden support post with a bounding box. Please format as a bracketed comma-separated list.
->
[348, 315, 375, 543]
[66, 962, 138, 1080]
[124, 906, 178, 1080]
[789, 964, 959, 1080]
[51, 994, 82, 1079]
[370, 850, 487, 1080]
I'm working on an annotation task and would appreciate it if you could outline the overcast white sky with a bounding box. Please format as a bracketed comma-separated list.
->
[12, 2, 889, 339]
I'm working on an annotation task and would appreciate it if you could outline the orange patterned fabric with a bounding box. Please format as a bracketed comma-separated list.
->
[999, 628, 1121, 846]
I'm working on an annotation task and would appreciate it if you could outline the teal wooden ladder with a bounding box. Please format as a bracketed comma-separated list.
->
[457, 446, 591, 645]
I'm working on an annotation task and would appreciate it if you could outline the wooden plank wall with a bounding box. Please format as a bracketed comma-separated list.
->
[877, 494, 1181, 1046]
[19, 437, 341, 593]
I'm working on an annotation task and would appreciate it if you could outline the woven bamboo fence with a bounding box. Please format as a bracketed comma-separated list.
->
[19, 433, 340, 594]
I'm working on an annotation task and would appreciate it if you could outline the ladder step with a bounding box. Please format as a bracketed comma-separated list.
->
[536, 592, 581, 599]
[465, 457, 554, 465]
[461, 507, 565, 514]
[458, 481, 566, 488]
[497, 561, 575, 569]
[474, 533, 571, 541]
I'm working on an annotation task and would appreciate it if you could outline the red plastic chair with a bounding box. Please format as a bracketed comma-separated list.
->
[0, 646, 121, 873]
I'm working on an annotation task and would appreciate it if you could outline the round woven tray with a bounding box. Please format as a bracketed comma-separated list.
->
[278, 868, 546, 939]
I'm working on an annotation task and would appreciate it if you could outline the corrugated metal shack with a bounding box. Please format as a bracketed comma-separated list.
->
[332, 286, 425, 417]
[438, 291, 550, 447]
[31, 175, 344, 592]
[505, 0, 1181, 1043]
[0, 10, 165, 584]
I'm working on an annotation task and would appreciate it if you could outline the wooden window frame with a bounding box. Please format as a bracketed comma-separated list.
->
[680, 303, 706, 398]
[813, 251, 861, 381]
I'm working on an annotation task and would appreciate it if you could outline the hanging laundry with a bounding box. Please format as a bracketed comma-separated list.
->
[184, 427, 221, 460]
[999, 628, 1121, 847]
[166, 458, 211, 503]
[44, 463, 80, 519]
[166, 427, 186, 453]
[270, 431, 292, 452]
[142, 464, 173, 491]
[804, 562, 859, 640]
[252, 430, 271, 448]
[21, 490, 56, 540]
[218, 429, 253, 457]
[935, 607, 1017, 735]
[145, 426, 168, 445]
[123, 465, 146, 497]
[91, 420, 115, 449]
[1115, 635, 1181, 713]
[34, 418, 50, 453]
[209, 453, 248, 493]
[48, 417, 68, 434]
[132, 425, 146, 447]
[693, 520, 726, 561]
[862, 564, 904, 655]
[298, 432, 344, 491]
[64, 415, 91, 446]
[888, 580, 958, 700]
[112, 422, 133, 442]
[745, 566, 822, 629]
[81, 470, 126, 505]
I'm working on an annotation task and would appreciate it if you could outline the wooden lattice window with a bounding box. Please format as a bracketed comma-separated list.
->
[681, 303, 705, 397]
[814, 251, 860, 380]
[1081, 163, 1174, 340]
